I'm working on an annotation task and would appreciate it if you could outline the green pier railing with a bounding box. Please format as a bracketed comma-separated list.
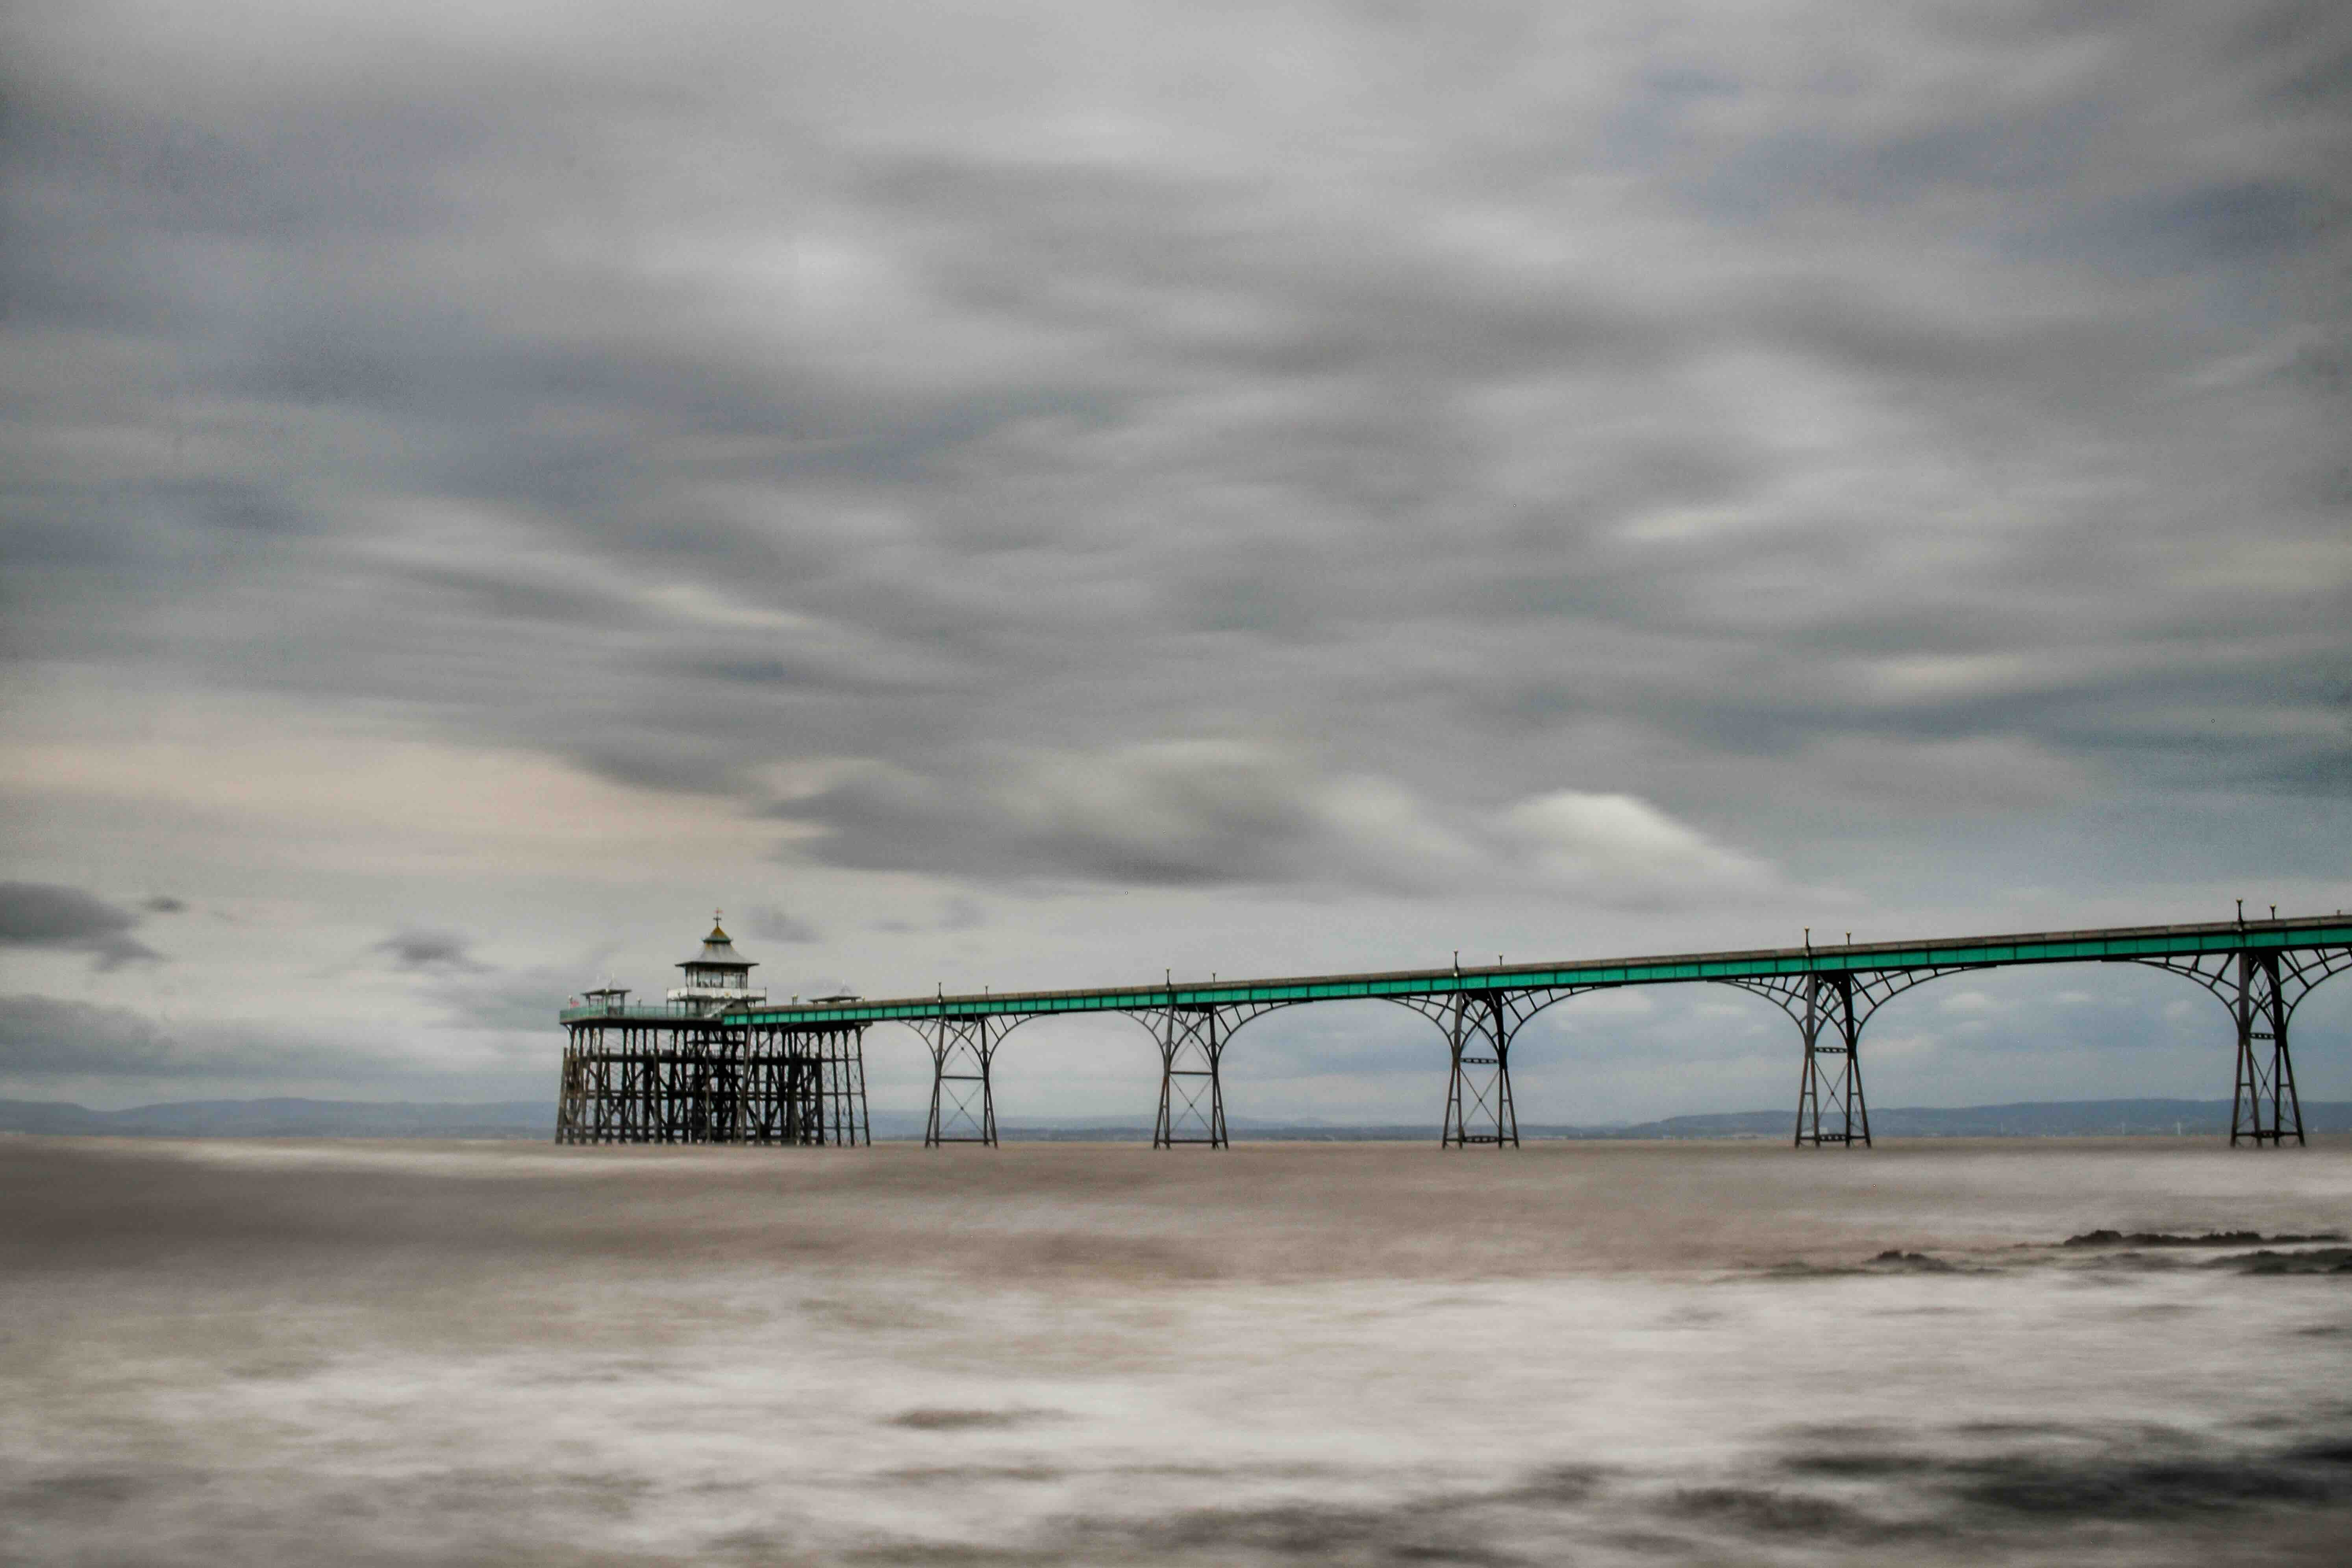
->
[728, 915, 2352, 1028]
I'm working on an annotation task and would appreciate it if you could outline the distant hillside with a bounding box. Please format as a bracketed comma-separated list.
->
[0, 1098, 556, 1139]
[4, 1096, 2346, 1141]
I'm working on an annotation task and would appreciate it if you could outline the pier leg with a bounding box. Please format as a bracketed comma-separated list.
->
[645, 1024, 667, 1142]
[1793, 974, 1870, 1148]
[2134, 946, 2349, 1147]
[923, 1016, 1001, 1147]
[745, 1026, 806, 1144]
[1155, 1007, 1228, 1148]
[556, 1032, 589, 1144]
[740, 1025, 867, 1146]
[823, 1025, 872, 1147]
[1439, 992, 1519, 1149]
[557, 1017, 867, 1149]
[2232, 952, 2304, 1147]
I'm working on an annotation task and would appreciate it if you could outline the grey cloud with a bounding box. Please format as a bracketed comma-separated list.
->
[777, 743, 1435, 891]
[0, 0, 2345, 994]
[744, 905, 824, 944]
[0, 994, 337, 1079]
[776, 742, 1786, 909]
[0, 995, 174, 1076]
[864, 896, 985, 937]
[435, 967, 588, 1034]
[0, 883, 161, 970]
[376, 930, 485, 972]
[140, 896, 187, 914]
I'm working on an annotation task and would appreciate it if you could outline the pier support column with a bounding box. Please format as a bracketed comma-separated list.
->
[2230, 953, 2301, 1146]
[1433, 992, 1517, 1148]
[2135, 945, 2351, 1148]
[1391, 986, 1595, 1148]
[1120, 1001, 1293, 1148]
[1155, 1007, 1228, 1148]
[555, 1029, 593, 1144]
[1725, 963, 1978, 1150]
[916, 1015, 1013, 1147]
[1791, 973, 1868, 1148]
[827, 1024, 873, 1147]
[738, 1024, 869, 1146]
[669, 1023, 738, 1144]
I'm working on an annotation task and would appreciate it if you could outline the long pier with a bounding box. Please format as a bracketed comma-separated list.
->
[561, 911, 2352, 1151]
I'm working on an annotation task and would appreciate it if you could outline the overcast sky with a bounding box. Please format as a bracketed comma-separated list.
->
[4, 1, 2349, 1122]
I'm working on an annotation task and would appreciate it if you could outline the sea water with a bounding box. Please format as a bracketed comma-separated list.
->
[3, 1136, 2347, 1564]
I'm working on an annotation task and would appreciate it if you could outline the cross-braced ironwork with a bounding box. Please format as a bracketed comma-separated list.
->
[1122, 1002, 1293, 1148]
[2130, 946, 2352, 1146]
[1390, 987, 1598, 1148]
[740, 1024, 870, 1144]
[555, 1018, 868, 1145]
[1724, 967, 1980, 1148]
[911, 1013, 1028, 1147]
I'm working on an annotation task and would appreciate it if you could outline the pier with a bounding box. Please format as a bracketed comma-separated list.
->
[559, 910, 2352, 1150]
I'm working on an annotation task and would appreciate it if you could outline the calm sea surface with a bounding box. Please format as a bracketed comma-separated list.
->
[4, 1136, 2348, 1564]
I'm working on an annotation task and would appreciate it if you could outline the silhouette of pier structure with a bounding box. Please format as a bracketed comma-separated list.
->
[559, 909, 2350, 1150]
[556, 918, 869, 1146]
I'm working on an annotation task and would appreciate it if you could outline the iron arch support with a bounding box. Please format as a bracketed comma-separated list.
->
[1720, 966, 1985, 1149]
[1386, 986, 1608, 1149]
[904, 1012, 1039, 1148]
[2129, 946, 2352, 1147]
[1119, 1001, 1298, 1149]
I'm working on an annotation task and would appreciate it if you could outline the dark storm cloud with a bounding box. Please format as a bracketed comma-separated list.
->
[1, 0, 2347, 914]
[0, 884, 161, 970]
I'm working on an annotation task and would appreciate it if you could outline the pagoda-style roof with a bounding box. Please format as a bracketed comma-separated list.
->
[678, 916, 757, 972]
